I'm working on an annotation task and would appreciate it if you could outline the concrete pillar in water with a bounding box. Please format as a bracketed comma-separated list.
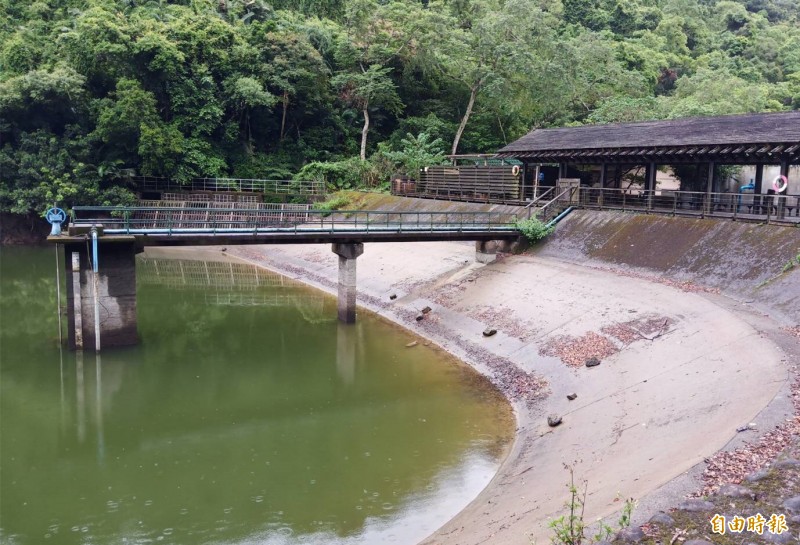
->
[331, 242, 364, 324]
[64, 241, 138, 350]
[475, 240, 497, 264]
[71, 252, 83, 350]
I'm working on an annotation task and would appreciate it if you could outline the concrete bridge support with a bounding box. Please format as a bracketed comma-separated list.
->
[63, 241, 138, 350]
[332, 242, 364, 324]
[476, 240, 498, 263]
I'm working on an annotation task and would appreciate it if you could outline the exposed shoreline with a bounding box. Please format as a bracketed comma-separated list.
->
[147, 241, 797, 545]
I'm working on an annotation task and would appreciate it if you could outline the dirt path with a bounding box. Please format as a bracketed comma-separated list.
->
[216, 241, 793, 545]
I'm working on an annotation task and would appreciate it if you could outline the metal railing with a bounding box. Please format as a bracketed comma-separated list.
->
[70, 206, 520, 235]
[392, 176, 526, 205]
[135, 176, 326, 196]
[524, 186, 575, 223]
[576, 188, 800, 224]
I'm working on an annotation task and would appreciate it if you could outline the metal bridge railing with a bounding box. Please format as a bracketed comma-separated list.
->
[70, 206, 520, 235]
[135, 176, 326, 196]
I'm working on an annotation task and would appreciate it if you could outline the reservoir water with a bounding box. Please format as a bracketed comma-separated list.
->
[0, 247, 513, 545]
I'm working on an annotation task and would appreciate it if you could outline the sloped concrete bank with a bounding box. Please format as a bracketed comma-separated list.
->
[538, 210, 800, 323]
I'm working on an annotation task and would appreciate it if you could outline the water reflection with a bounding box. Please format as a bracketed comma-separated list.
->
[138, 256, 330, 321]
[1, 249, 513, 545]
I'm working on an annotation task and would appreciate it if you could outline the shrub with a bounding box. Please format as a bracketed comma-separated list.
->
[515, 217, 554, 243]
[295, 156, 389, 191]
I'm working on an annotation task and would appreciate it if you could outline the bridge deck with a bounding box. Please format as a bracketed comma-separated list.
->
[54, 206, 522, 246]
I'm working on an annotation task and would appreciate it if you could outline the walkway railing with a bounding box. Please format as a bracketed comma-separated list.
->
[576, 188, 800, 224]
[135, 176, 326, 196]
[71, 206, 520, 235]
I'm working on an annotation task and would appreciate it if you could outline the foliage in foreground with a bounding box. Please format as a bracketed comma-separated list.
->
[549, 464, 636, 545]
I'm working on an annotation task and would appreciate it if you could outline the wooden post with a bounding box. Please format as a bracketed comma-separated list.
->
[599, 163, 607, 188]
[647, 161, 657, 210]
[779, 160, 789, 219]
[706, 161, 715, 216]
[533, 164, 541, 200]
[755, 164, 764, 194]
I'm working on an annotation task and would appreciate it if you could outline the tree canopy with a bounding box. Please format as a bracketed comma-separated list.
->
[1, 0, 798, 214]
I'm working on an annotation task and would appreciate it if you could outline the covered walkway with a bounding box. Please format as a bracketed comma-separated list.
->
[495, 111, 800, 223]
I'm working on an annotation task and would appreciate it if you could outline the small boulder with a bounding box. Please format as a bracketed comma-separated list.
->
[415, 314, 424, 322]
[389, 294, 397, 300]
[718, 484, 756, 500]
[483, 328, 497, 337]
[405, 341, 418, 348]
[676, 499, 715, 512]
[764, 531, 795, 544]
[567, 393, 578, 401]
[782, 495, 800, 513]
[615, 527, 645, 542]
[421, 306, 432, 314]
[547, 414, 562, 427]
[648, 512, 674, 526]
[744, 469, 770, 483]
[585, 357, 601, 368]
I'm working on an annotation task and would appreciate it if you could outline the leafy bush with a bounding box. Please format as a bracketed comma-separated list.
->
[295, 157, 388, 191]
[514, 217, 554, 243]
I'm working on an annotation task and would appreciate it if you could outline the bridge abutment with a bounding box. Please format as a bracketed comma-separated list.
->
[64, 241, 139, 350]
[332, 242, 364, 324]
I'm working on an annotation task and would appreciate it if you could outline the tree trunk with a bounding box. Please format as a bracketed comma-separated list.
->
[280, 90, 289, 141]
[360, 105, 370, 161]
[451, 83, 479, 156]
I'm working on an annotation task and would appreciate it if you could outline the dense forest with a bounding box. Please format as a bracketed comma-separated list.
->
[1, 0, 798, 215]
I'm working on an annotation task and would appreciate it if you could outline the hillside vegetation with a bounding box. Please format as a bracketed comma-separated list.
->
[1, 0, 798, 215]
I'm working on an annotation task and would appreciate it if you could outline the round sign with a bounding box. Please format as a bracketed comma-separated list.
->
[46, 207, 67, 225]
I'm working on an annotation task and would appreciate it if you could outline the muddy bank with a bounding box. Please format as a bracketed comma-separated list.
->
[222, 240, 795, 545]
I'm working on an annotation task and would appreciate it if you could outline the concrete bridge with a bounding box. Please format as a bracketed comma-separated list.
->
[49, 205, 523, 350]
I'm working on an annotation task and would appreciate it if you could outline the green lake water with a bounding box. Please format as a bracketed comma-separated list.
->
[0, 247, 513, 545]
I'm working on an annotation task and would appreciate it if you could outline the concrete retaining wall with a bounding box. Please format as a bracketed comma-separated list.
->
[537, 210, 800, 322]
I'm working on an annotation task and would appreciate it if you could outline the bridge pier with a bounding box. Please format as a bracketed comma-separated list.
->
[63, 241, 139, 350]
[476, 240, 498, 263]
[332, 242, 364, 324]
